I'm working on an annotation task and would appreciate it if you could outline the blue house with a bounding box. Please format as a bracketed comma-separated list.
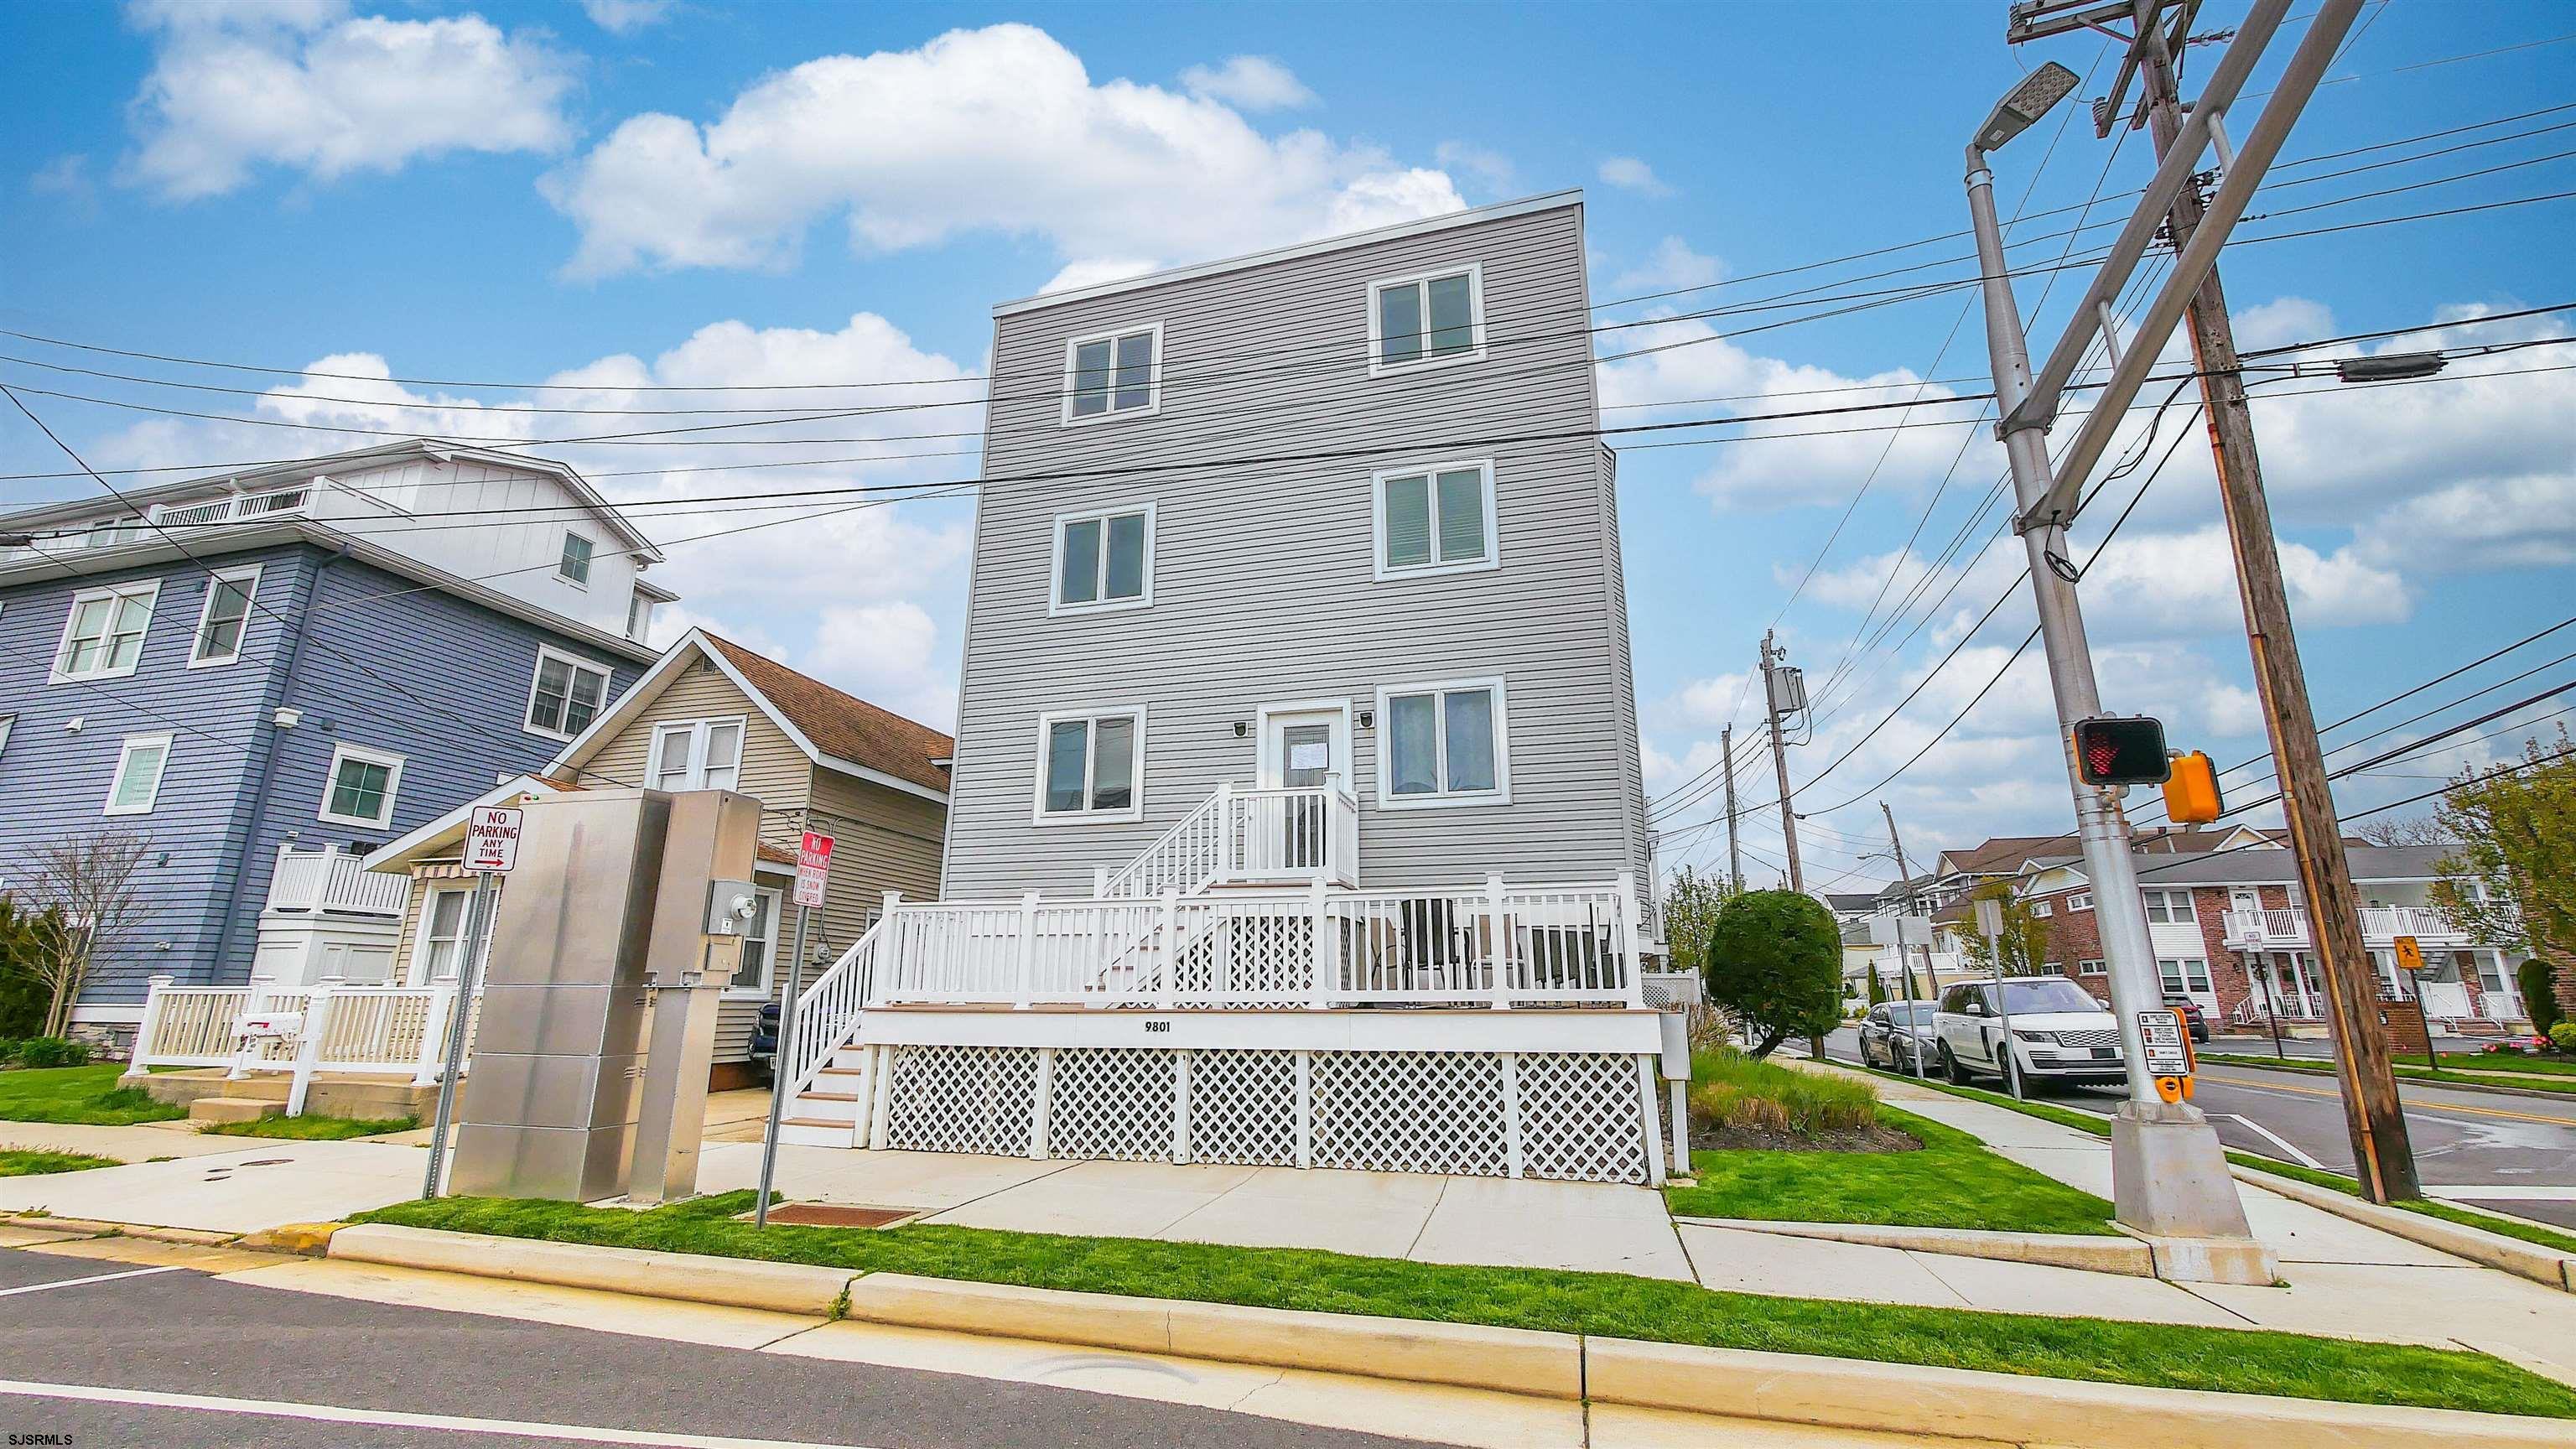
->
[0, 439, 673, 1042]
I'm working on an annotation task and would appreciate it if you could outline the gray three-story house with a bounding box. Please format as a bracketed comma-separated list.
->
[0, 439, 667, 1040]
[774, 192, 1677, 1187]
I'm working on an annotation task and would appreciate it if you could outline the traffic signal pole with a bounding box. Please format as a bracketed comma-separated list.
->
[1966, 139, 2257, 1250]
[2129, 3, 2418, 1199]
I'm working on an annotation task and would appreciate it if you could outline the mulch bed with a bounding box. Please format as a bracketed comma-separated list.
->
[1691, 1121, 1921, 1154]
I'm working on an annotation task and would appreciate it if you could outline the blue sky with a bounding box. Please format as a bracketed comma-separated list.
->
[5, 1, 2572, 893]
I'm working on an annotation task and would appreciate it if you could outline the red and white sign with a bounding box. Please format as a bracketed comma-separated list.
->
[793, 830, 834, 907]
[464, 805, 525, 874]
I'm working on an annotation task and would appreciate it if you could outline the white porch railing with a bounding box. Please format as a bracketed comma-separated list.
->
[2221, 908, 2309, 948]
[2358, 906, 2466, 943]
[132, 974, 480, 1115]
[781, 916, 887, 1102]
[1098, 783, 1361, 897]
[2224, 905, 2475, 950]
[864, 875, 1643, 1012]
[265, 844, 408, 917]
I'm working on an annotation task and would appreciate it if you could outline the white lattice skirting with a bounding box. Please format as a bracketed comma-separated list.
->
[870, 1044, 1659, 1185]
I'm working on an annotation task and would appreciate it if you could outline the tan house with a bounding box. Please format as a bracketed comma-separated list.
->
[361, 629, 951, 1084]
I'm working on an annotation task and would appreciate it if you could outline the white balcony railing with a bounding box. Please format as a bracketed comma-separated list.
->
[2221, 908, 2309, 947]
[1098, 783, 1361, 897]
[132, 974, 480, 1114]
[865, 877, 1642, 1013]
[2224, 905, 2474, 949]
[148, 483, 318, 529]
[2358, 906, 2468, 943]
[265, 844, 408, 917]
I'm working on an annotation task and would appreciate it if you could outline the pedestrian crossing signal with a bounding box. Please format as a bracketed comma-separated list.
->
[2162, 750, 2224, 823]
[2070, 717, 2170, 787]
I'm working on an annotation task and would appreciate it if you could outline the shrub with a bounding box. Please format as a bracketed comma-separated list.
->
[0, 1038, 19, 1066]
[1701, 890, 1843, 1058]
[2550, 1023, 2576, 1057]
[2521, 960, 2563, 1038]
[1690, 1048, 1877, 1137]
[10, 1037, 92, 1069]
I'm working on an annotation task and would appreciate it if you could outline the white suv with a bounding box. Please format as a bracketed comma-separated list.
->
[1933, 976, 2127, 1093]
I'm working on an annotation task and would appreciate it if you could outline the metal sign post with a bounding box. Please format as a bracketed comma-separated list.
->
[1974, 896, 2018, 1098]
[422, 806, 522, 1199]
[2393, 936, 2439, 1076]
[755, 831, 833, 1228]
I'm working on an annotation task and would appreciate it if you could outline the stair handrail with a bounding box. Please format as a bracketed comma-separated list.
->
[782, 916, 886, 1101]
[1099, 783, 1231, 898]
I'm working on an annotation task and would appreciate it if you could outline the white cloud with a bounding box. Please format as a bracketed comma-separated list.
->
[30, 154, 98, 216]
[543, 23, 1464, 278]
[1433, 140, 1516, 196]
[806, 600, 958, 730]
[1597, 155, 1673, 196]
[122, 0, 576, 201]
[1177, 55, 1314, 111]
[1611, 236, 1722, 294]
[580, 0, 673, 34]
[2231, 295, 2334, 353]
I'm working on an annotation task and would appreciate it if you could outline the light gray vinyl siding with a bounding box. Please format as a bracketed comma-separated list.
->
[945, 200, 1647, 896]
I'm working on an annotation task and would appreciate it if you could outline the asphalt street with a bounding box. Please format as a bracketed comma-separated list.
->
[0, 1249, 1431, 1449]
[1823, 1026, 2576, 1230]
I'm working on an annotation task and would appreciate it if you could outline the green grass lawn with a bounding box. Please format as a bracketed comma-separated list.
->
[202, 1114, 417, 1141]
[2202, 1053, 2576, 1095]
[1667, 1105, 2116, 1234]
[0, 1065, 186, 1125]
[0, 1147, 119, 1176]
[2406, 1051, 2576, 1077]
[1846, 1062, 2576, 1258]
[356, 1192, 2576, 1419]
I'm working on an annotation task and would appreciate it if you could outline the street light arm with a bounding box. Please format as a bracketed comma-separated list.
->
[2002, 0, 2293, 439]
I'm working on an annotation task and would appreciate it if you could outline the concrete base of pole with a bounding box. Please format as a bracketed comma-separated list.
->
[2111, 1099, 2271, 1282]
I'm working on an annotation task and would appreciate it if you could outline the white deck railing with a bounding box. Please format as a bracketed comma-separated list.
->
[264, 844, 408, 917]
[863, 875, 1643, 1012]
[1098, 783, 1361, 897]
[132, 974, 480, 1115]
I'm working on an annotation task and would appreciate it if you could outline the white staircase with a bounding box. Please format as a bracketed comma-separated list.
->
[777, 1042, 874, 1147]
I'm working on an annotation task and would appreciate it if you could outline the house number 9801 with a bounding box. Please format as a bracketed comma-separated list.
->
[1143, 1021, 1171, 1033]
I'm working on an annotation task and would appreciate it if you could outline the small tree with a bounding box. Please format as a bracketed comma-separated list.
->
[2431, 733, 2575, 973]
[1865, 966, 1888, 1007]
[1955, 881, 2054, 975]
[1659, 865, 1735, 979]
[14, 828, 153, 1039]
[1701, 889, 1842, 1059]
[2522, 959, 2565, 1038]
[0, 896, 65, 1039]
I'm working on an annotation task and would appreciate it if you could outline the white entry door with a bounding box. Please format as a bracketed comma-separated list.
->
[1254, 702, 1351, 877]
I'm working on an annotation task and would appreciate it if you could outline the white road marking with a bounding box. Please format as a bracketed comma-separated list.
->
[2220, 1114, 2328, 1171]
[0, 1265, 184, 1299]
[0, 1379, 885, 1448]
[2428, 1185, 2576, 1202]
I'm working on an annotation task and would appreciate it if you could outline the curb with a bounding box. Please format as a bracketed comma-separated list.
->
[2232, 1170, 2576, 1294]
[0, 1213, 236, 1246]
[2203, 1057, 2575, 1103]
[1671, 1215, 2155, 1276]
[325, 1225, 2571, 1447]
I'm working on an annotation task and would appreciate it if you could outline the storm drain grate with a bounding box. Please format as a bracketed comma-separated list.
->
[758, 1203, 913, 1228]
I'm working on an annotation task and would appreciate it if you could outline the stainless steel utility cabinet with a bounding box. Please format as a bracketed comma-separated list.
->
[629, 788, 763, 1203]
[450, 789, 670, 1201]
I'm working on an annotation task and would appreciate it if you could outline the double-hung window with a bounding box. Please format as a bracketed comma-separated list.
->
[104, 732, 173, 815]
[1377, 678, 1509, 808]
[413, 886, 487, 984]
[54, 580, 159, 682]
[1369, 264, 1483, 375]
[2158, 958, 2214, 996]
[1035, 709, 1143, 823]
[1052, 505, 1152, 612]
[2078, 958, 2106, 978]
[190, 566, 259, 667]
[1374, 461, 1496, 579]
[558, 532, 595, 587]
[319, 743, 403, 829]
[2068, 891, 2093, 912]
[647, 719, 745, 792]
[1062, 323, 1161, 423]
[729, 885, 783, 998]
[2142, 888, 2191, 924]
[2030, 900, 2053, 918]
[526, 646, 610, 740]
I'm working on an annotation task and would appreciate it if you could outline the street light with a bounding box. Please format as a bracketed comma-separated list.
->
[1964, 67, 2264, 1256]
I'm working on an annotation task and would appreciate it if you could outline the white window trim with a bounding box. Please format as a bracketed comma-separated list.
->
[1031, 706, 1147, 825]
[0, 714, 13, 758]
[103, 731, 174, 816]
[557, 530, 595, 589]
[1047, 501, 1157, 615]
[2069, 891, 2093, 912]
[725, 880, 789, 1000]
[1366, 262, 1488, 379]
[646, 715, 750, 792]
[1059, 320, 1165, 427]
[407, 884, 481, 986]
[187, 564, 262, 669]
[1373, 675, 1512, 811]
[2078, 958, 2107, 977]
[317, 741, 406, 830]
[2031, 900, 2053, 917]
[1371, 459, 1500, 581]
[522, 644, 615, 742]
[51, 579, 162, 684]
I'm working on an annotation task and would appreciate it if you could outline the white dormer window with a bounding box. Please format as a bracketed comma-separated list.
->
[1062, 323, 1161, 423]
[647, 718, 745, 792]
[558, 532, 595, 587]
[1369, 263, 1484, 376]
[1052, 504, 1153, 614]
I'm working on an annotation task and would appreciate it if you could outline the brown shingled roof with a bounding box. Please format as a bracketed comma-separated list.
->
[701, 634, 953, 796]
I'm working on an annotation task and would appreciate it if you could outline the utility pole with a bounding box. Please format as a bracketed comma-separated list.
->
[1758, 630, 1806, 894]
[1721, 724, 1743, 893]
[2126, 0, 2418, 1202]
[1880, 802, 1934, 1074]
